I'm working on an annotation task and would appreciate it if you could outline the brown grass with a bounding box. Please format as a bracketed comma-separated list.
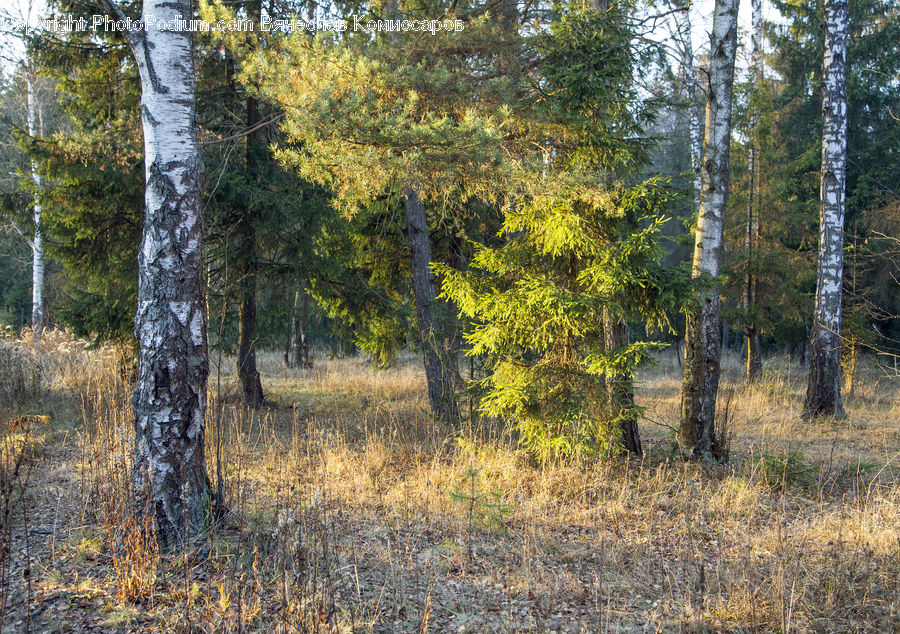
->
[1, 331, 898, 632]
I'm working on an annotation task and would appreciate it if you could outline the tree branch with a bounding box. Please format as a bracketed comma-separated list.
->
[95, 0, 142, 48]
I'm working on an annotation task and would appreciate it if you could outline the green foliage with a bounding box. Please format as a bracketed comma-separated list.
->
[449, 463, 511, 547]
[0, 59, 63, 332]
[224, 0, 520, 366]
[438, 1, 690, 462]
[23, 0, 336, 349]
[723, 73, 817, 349]
[0, 227, 31, 329]
[241, 10, 513, 212]
[529, 2, 656, 171]
[307, 192, 416, 367]
[24, 0, 143, 342]
[195, 27, 335, 355]
[440, 177, 686, 461]
[757, 449, 817, 490]
[757, 0, 900, 349]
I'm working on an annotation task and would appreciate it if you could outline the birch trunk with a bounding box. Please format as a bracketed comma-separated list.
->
[803, 0, 848, 420]
[403, 187, 459, 421]
[674, 3, 703, 200]
[26, 74, 44, 344]
[744, 0, 763, 382]
[100, 0, 210, 548]
[680, 0, 739, 459]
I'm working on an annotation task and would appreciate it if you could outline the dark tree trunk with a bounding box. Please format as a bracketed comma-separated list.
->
[403, 186, 459, 421]
[236, 227, 263, 407]
[721, 318, 729, 353]
[287, 281, 312, 369]
[443, 236, 467, 391]
[234, 96, 264, 407]
[100, 0, 211, 548]
[680, 0, 739, 459]
[298, 284, 311, 368]
[235, 1, 265, 408]
[602, 308, 641, 456]
[744, 0, 764, 384]
[803, 0, 848, 420]
[746, 326, 762, 381]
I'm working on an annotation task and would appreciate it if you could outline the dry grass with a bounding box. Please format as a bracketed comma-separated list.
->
[1, 332, 899, 632]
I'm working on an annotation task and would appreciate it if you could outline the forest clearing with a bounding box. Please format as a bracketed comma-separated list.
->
[2, 0, 899, 629]
[2, 331, 898, 632]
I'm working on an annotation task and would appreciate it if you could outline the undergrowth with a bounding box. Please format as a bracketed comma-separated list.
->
[0, 330, 898, 631]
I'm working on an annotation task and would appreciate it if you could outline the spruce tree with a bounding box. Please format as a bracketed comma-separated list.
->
[765, 0, 900, 379]
[439, 1, 688, 461]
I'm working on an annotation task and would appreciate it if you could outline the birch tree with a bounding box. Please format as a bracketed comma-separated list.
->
[680, 0, 739, 458]
[97, 0, 210, 547]
[673, 1, 703, 201]
[25, 70, 43, 343]
[744, 0, 763, 381]
[2, 0, 47, 343]
[803, 0, 848, 420]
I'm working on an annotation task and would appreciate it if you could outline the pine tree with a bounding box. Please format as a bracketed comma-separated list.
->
[239, 1, 513, 420]
[440, 176, 683, 461]
[233, 0, 266, 408]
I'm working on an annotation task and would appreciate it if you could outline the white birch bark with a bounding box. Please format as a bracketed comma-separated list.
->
[674, 3, 703, 200]
[804, 0, 848, 419]
[18, 0, 45, 344]
[680, 0, 739, 458]
[99, 0, 210, 548]
[26, 73, 44, 344]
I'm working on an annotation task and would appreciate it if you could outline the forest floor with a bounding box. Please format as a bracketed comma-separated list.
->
[1, 330, 899, 632]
